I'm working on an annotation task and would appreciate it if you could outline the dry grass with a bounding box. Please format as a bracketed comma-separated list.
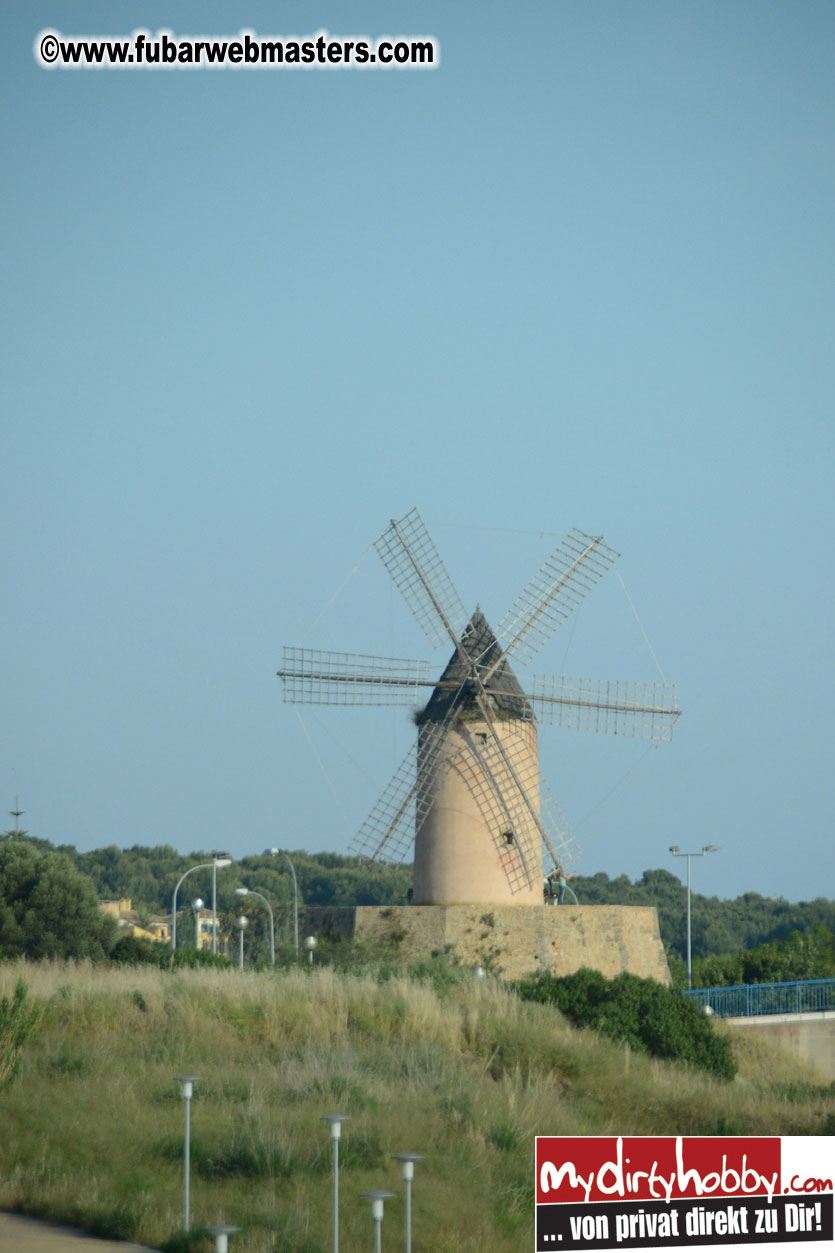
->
[0, 960, 832, 1252]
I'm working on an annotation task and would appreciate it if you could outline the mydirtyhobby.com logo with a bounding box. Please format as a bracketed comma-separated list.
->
[33, 28, 439, 71]
[535, 1137, 834, 1251]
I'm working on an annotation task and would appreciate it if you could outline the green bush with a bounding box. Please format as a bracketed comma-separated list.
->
[110, 935, 230, 969]
[516, 968, 736, 1081]
[110, 936, 161, 965]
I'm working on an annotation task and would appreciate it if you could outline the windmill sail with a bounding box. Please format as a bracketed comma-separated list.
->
[375, 508, 469, 649]
[531, 676, 680, 740]
[278, 648, 432, 706]
[349, 700, 463, 865]
[496, 529, 619, 665]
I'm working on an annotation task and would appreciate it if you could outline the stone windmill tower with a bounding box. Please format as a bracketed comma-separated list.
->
[278, 509, 680, 907]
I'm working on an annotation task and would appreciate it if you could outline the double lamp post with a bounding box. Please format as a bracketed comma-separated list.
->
[669, 844, 720, 989]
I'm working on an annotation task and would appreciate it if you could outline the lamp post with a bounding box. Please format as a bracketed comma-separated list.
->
[211, 853, 233, 954]
[191, 898, 204, 950]
[235, 915, 249, 970]
[669, 844, 720, 989]
[171, 863, 212, 951]
[392, 1153, 424, 1253]
[360, 1191, 396, 1253]
[304, 935, 318, 966]
[171, 856, 232, 952]
[174, 1075, 198, 1233]
[234, 887, 275, 966]
[322, 1115, 350, 1253]
[267, 848, 300, 960]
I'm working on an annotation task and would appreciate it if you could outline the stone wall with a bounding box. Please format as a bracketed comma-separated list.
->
[304, 904, 671, 984]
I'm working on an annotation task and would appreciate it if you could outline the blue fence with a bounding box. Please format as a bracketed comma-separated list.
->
[684, 978, 835, 1018]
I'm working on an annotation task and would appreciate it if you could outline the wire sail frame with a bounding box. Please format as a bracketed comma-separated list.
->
[278, 647, 433, 706]
[496, 529, 620, 665]
[530, 676, 680, 741]
[374, 508, 469, 650]
[349, 702, 461, 865]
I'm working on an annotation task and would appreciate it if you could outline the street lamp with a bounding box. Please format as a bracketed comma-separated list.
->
[304, 935, 318, 966]
[669, 844, 720, 989]
[266, 848, 299, 960]
[211, 853, 233, 954]
[392, 1153, 424, 1253]
[360, 1190, 396, 1253]
[191, 898, 204, 950]
[322, 1114, 350, 1253]
[235, 915, 249, 970]
[170, 856, 232, 952]
[235, 887, 275, 966]
[174, 1075, 198, 1233]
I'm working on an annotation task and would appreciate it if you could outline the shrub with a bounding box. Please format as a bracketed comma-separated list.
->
[516, 968, 736, 1081]
[110, 936, 161, 965]
[110, 936, 230, 969]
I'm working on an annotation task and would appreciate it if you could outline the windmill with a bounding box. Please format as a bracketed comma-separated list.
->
[277, 509, 680, 906]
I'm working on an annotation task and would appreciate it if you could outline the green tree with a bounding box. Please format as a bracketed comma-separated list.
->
[0, 841, 117, 960]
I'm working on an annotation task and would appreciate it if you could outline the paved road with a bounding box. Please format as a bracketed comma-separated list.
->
[0, 1212, 158, 1253]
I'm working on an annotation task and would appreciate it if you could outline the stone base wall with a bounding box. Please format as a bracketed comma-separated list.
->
[304, 904, 671, 984]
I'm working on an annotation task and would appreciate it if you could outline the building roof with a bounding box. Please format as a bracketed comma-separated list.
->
[417, 607, 533, 725]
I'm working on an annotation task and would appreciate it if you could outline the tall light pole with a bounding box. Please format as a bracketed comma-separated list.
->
[235, 887, 275, 966]
[211, 853, 233, 954]
[171, 856, 232, 951]
[171, 863, 211, 951]
[267, 849, 299, 960]
[669, 844, 720, 989]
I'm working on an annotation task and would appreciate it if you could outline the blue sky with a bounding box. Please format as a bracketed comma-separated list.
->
[3, 2, 833, 904]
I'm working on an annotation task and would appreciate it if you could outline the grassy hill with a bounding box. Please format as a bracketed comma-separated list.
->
[0, 961, 832, 1253]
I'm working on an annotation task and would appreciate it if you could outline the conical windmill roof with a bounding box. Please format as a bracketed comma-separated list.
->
[417, 607, 533, 725]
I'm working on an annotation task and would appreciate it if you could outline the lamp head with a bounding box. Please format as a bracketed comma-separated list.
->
[321, 1114, 350, 1140]
[392, 1151, 424, 1180]
[175, 1074, 199, 1099]
[669, 845, 680, 854]
[703, 844, 720, 853]
[234, 887, 249, 897]
[361, 1191, 396, 1221]
[191, 897, 204, 910]
[205, 1224, 240, 1253]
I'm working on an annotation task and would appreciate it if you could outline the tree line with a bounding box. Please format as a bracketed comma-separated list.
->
[1, 832, 832, 984]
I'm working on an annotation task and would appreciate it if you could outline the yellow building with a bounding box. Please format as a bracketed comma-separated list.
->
[99, 898, 171, 944]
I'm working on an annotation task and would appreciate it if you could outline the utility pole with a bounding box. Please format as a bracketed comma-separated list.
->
[9, 798, 25, 838]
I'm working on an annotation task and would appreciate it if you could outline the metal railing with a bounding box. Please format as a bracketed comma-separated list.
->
[684, 978, 835, 1018]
